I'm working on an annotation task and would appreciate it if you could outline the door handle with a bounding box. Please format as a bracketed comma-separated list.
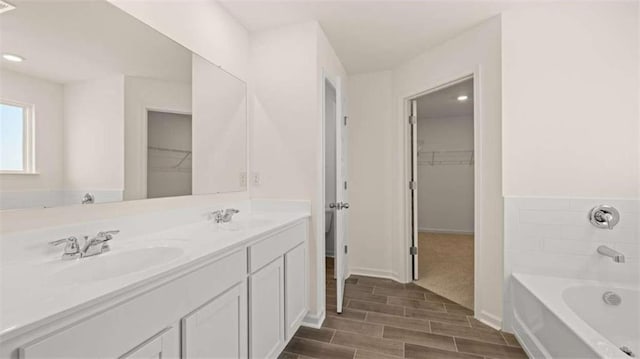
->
[330, 202, 350, 210]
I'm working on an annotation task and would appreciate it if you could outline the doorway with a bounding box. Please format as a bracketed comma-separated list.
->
[146, 110, 192, 198]
[409, 77, 475, 309]
[323, 75, 349, 314]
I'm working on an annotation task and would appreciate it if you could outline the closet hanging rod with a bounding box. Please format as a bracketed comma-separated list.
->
[417, 149, 474, 166]
[148, 146, 191, 154]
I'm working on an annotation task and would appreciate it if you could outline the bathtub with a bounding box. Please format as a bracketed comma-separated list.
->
[510, 273, 639, 359]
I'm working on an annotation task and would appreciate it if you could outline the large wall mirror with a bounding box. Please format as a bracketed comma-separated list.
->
[0, 0, 247, 210]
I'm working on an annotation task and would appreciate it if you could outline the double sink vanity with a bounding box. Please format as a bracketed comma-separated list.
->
[0, 201, 310, 359]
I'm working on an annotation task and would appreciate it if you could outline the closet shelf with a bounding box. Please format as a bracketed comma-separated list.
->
[148, 146, 192, 172]
[417, 150, 474, 166]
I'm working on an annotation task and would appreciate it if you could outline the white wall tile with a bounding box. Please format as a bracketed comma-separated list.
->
[503, 196, 639, 326]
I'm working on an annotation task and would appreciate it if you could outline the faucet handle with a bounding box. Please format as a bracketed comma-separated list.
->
[49, 236, 80, 259]
[209, 210, 223, 219]
[589, 205, 620, 230]
[224, 208, 240, 214]
[96, 230, 120, 241]
[49, 236, 78, 246]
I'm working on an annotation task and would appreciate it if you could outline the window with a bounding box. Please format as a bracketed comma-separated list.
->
[0, 100, 34, 173]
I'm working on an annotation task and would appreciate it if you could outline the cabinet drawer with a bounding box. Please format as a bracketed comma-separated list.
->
[248, 221, 307, 273]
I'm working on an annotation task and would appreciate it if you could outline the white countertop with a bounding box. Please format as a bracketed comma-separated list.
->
[0, 206, 309, 340]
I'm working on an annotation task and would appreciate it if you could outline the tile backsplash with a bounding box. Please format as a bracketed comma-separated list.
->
[503, 196, 639, 330]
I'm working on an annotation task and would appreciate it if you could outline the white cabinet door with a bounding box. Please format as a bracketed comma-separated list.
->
[120, 327, 179, 359]
[249, 258, 285, 359]
[182, 282, 247, 359]
[284, 243, 307, 340]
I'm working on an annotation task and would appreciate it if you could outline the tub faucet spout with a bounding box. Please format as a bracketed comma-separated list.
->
[597, 245, 625, 263]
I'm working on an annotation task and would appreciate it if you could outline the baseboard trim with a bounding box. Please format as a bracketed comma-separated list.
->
[301, 310, 325, 329]
[475, 310, 502, 331]
[419, 228, 474, 235]
[348, 267, 401, 282]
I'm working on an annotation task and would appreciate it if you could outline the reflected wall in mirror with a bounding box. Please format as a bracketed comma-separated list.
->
[0, 0, 247, 210]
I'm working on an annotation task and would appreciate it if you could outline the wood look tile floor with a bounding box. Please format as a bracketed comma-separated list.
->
[279, 259, 526, 359]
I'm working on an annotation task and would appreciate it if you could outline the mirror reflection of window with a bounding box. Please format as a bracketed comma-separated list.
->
[0, 101, 33, 173]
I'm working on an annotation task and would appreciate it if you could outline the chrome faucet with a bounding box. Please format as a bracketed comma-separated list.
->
[210, 209, 240, 223]
[81, 230, 119, 257]
[49, 236, 81, 260]
[49, 230, 119, 260]
[589, 205, 620, 230]
[597, 245, 625, 263]
[81, 193, 95, 204]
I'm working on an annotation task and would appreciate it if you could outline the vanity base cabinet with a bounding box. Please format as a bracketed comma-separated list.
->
[12, 249, 246, 359]
[182, 282, 248, 359]
[284, 242, 307, 341]
[3, 219, 309, 359]
[248, 221, 308, 359]
[249, 258, 285, 359]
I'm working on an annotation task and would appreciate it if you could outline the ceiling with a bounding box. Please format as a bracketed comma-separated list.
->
[219, 0, 528, 74]
[0, 0, 192, 84]
[417, 78, 473, 119]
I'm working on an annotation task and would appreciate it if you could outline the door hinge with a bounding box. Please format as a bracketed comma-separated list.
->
[344, 245, 348, 254]
[409, 116, 417, 125]
[344, 181, 347, 190]
[410, 246, 417, 255]
[344, 116, 348, 126]
[409, 181, 417, 190]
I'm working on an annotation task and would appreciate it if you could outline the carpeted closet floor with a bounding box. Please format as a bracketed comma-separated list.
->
[414, 232, 474, 309]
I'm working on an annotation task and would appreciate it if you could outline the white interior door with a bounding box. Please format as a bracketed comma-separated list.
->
[410, 99, 419, 280]
[334, 77, 349, 313]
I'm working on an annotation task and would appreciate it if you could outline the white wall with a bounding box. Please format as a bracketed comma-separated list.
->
[502, 2, 639, 198]
[0, 69, 64, 208]
[124, 76, 192, 200]
[192, 53, 247, 195]
[251, 21, 347, 325]
[147, 111, 192, 198]
[501, 2, 639, 331]
[417, 115, 474, 233]
[63, 76, 125, 202]
[395, 17, 502, 328]
[347, 17, 502, 327]
[108, 0, 249, 82]
[251, 21, 320, 322]
[347, 71, 395, 278]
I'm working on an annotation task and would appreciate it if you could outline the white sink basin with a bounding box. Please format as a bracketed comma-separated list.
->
[55, 247, 184, 284]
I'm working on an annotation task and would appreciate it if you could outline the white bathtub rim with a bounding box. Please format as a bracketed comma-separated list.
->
[512, 272, 636, 359]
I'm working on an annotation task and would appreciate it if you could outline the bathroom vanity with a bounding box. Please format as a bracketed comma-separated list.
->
[0, 203, 309, 359]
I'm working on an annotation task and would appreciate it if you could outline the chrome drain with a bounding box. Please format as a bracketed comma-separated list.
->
[621, 346, 635, 357]
[603, 291, 622, 306]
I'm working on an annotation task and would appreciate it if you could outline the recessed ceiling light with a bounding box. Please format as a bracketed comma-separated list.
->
[2, 53, 24, 63]
[457, 95, 468, 101]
